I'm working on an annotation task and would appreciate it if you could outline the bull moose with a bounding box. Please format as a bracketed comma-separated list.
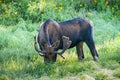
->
[34, 18, 99, 62]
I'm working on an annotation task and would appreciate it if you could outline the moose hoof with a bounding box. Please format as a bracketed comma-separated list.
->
[78, 58, 84, 62]
[94, 56, 99, 61]
[78, 56, 84, 61]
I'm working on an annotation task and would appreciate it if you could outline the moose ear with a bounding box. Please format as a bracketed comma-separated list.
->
[52, 40, 60, 49]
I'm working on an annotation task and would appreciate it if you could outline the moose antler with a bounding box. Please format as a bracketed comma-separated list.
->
[34, 35, 71, 59]
[55, 36, 72, 59]
[34, 35, 46, 56]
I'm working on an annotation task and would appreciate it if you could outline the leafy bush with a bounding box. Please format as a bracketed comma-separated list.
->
[0, 0, 120, 25]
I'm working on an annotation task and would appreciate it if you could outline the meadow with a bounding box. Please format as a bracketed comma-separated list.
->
[0, 0, 120, 80]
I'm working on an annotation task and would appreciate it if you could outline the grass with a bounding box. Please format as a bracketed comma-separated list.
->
[114, 70, 120, 78]
[0, 11, 120, 80]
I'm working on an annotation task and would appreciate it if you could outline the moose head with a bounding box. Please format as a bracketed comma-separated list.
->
[34, 35, 72, 62]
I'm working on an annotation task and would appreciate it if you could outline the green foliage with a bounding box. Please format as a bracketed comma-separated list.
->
[0, 0, 120, 25]
[0, 74, 9, 80]
[95, 72, 108, 80]
[114, 70, 120, 78]
[0, 26, 12, 49]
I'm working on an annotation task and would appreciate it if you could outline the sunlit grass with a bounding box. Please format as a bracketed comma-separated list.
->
[0, 12, 120, 80]
[114, 69, 120, 78]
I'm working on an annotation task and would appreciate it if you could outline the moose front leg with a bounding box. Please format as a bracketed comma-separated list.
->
[76, 42, 84, 61]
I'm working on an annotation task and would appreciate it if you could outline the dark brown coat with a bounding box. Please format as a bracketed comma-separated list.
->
[34, 18, 99, 62]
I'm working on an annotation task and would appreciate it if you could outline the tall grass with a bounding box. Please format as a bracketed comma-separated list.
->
[0, 10, 120, 79]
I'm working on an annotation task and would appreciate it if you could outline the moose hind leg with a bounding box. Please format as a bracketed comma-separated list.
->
[85, 38, 99, 61]
[76, 42, 84, 61]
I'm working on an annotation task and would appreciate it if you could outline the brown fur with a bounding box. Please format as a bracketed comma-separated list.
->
[34, 18, 99, 62]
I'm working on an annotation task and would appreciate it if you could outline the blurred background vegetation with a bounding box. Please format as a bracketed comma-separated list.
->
[0, 0, 120, 25]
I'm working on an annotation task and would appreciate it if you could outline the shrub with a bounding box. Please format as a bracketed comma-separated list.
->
[0, 0, 120, 25]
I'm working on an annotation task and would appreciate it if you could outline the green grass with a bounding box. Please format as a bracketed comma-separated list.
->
[0, 11, 120, 80]
[114, 70, 120, 78]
